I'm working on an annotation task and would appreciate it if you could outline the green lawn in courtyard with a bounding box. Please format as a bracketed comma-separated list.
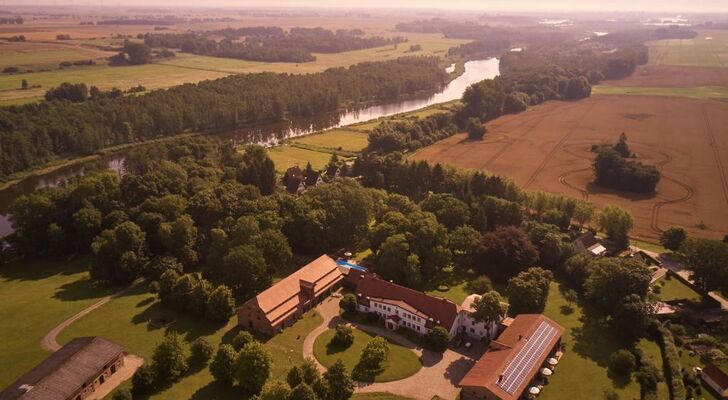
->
[0, 256, 113, 389]
[656, 275, 704, 303]
[313, 326, 422, 382]
[539, 281, 642, 400]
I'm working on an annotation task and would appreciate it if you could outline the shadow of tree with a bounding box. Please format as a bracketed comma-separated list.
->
[53, 275, 115, 301]
[0, 255, 90, 282]
[189, 381, 244, 400]
[351, 362, 381, 382]
[130, 295, 223, 341]
[443, 356, 475, 384]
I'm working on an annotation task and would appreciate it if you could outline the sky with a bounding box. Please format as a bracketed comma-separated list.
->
[7, 0, 728, 13]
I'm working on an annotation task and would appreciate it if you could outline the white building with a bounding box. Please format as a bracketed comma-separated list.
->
[354, 275, 502, 340]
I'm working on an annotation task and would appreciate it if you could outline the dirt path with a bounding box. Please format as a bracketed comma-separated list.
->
[40, 279, 144, 352]
[302, 295, 477, 400]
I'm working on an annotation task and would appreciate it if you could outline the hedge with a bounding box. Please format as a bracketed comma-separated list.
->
[657, 323, 686, 400]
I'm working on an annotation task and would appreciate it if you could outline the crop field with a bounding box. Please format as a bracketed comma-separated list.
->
[291, 129, 370, 153]
[593, 85, 728, 101]
[648, 30, 728, 67]
[411, 94, 728, 241]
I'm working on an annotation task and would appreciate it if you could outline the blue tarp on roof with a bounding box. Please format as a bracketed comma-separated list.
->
[336, 259, 367, 272]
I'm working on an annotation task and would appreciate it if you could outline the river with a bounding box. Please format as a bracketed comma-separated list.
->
[0, 58, 500, 237]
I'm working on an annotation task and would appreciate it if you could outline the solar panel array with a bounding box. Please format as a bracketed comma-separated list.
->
[496, 321, 558, 394]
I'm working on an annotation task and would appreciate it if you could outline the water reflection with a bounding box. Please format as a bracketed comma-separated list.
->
[0, 58, 500, 237]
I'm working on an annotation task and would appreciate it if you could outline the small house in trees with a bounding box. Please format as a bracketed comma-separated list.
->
[326, 164, 341, 180]
[237, 255, 344, 336]
[573, 231, 607, 257]
[701, 364, 728, 399]
[305, 171, 324, 188]
[0, 337, 125, 400]
[283, 165, 306, 194]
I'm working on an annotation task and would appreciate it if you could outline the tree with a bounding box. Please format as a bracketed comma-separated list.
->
[190, 337, 215, 366]
[45, 82, 89, 102]
[287, 365, 304, 388]
[613, 294, 652, 342]
[206, 285, 235, 322]
[680, 238, 728, 293]
[375, 233, 420, 286]
[563, 253, 593, 289]
[614, 132, 631, 158]
[259, 380, 292, 400]
[299, 358, 321, 385]
[583, 258, 651, 314]
[466, 117, 486, 140]
[111, 388, 132, 400]
[635, 358, 662, 391]
[420, 193, 470, 230]
[21, 79, 28, 90]
[598, 205, 634, 249]
[235, 341, 273, 394]
[331, 324, 355, 348]
[90, 221, 148, 284]
[504, 91, 529, 113]
[324, 360, 354, 400]
[123, 41, 152, 65]
[660, 227, 687, 251]
[565, 76, 591, 99]
[152, 332, 189, 381]
[221, 244, 269, 298]
[210, 344, 237, 386]
[609, 350, 637, 377]
[131, 364, 158, 396]
[507, 268, 553, 314]
[339, 293, 358, 314]
[471, 290, 506, 324]
[573, 201, 596, 228]
[564, 289, 578, 308]
[449, 225, 481, 267]
[474, 226, 539, 281]
[427, 326, 450, 352]
[159, 214, 198, 267]
[290, 383, 317, 400]
[466, 275, 493, 294]
[359, 336, 389, 369]
[232, 330, 255, 351]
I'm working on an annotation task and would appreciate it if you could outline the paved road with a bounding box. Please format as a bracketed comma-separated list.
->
[302, 295, 476, 400]
[40, 278, 144, 352]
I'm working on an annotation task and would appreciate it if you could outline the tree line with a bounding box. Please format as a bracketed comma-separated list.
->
[142, 27, 406, 63]
[0, 16, 23, 24]
[592, 134, 661, 194]
[0, 56, 445, 179]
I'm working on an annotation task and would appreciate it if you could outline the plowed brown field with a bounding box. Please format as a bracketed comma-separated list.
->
[411, 95, 728, 241]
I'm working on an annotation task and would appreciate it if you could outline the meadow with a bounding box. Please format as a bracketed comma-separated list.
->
[648, 30, 728, 67]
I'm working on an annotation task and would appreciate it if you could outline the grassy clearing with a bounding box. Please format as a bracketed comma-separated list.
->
[58, 277, 322, 399]
[0, 256, 114, 389]
[291, 129, 370, 153]
[540, 281, 641, 400]
[648, 30, 728, 67]
[656, 276, 704, 303]
[266, 145, 336, 172]
[593, 85, 728, 101]
[0, 49, 96, 69]
[637, 338, 670, 400]
[631, 238, 668, 254]
[313, 326, 422, 382]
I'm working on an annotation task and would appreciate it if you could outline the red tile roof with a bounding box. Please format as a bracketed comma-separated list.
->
[354, 275, 460, 330]
[459, 314, 564, 400]
[245, 255, 343, 326]
[703, 364, 728, 394]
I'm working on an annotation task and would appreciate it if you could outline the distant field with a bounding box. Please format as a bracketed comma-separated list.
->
[291, 129, 370, 153]
[649, 30, 728, 67]
[593, 85, 728, 100]
[267, 145, 337, 172]
[0, 32, 466, 105]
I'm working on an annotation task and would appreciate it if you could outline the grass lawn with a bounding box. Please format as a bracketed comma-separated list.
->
[0, 49, 97, 70]
[648, 30, 728, 67]
[631, 238, 668, 254]
[58, 279, 323, 399]
[656, 276, 704, 303]
[593, 85, 728, 101]
[352, 393, 415, 400]
[424, 267, 477, 305]
[540, 281, 642, 400]
[0, 256, 114, 389]
[637, 338, 670, 400]
[313, 326, 422, 382]
[292, 129, 370, 153]
[266, 145, 336, 172]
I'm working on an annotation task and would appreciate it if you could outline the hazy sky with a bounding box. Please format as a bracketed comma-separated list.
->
[8, 0, 728, 13]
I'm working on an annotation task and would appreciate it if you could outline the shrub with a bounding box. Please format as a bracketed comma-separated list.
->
[359, 336, 389, 369]
[466, 275, 493, 294]
[131, 364, 158, 396]
[190, 337, 215, 366]
[235, 341, 273, 394]
[232, 330, 255, 351]
[660, 227, 687, 251]
[210, 344, 237, 386]
[635, 357, 662, 391]
[111, 388, 132, 400]
[331, 324, 355, 348]
[152, 331, 189, 381]
[466, 117, 486, 140]
[427, 326, 450, 352]
[609, 349, 637, 377]
[339, 293, 358, 313]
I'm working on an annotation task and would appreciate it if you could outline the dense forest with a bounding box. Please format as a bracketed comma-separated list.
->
[0, 56, 445, 179]
[142, 27, 406, 63]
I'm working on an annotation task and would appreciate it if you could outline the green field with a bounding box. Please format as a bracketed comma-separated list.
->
[593, 85, 728, 101]
[267, 145, 337, 172]
[649, 30, 728, 67]
[0, 49, 97, 70]
[540, 282, 642, 400]
[0, 33, 466, 105]
[313, 326, 422, 382]
[0, 257, 113, 389]
[58, 278, 323, 399]
[291, 129, 370, 153]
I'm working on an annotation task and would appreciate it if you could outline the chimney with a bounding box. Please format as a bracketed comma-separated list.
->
[518, 335, 523, 341]
[498, 374, 504, 383]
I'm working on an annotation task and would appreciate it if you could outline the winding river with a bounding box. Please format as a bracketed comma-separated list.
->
[0, 58, 500, 237]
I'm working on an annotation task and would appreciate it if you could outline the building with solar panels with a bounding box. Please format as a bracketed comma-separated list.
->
[459, 314, 564, 400]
